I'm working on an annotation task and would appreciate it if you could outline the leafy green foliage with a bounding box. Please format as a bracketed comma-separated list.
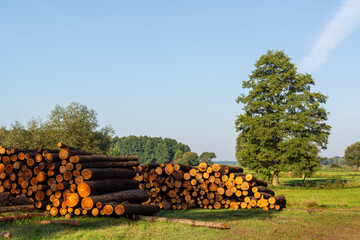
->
[330, 162, 342, 168]
[108, 136, 191, 164]
[174, 152, 199, 166]
[199, 152, 217, 164]
[344, 142, 360, 169]
[0, 102, 114, 154]
[320, 156, 346, 166]
[235, 50, 331, 184]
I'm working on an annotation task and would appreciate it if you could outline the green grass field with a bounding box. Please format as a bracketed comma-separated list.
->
[1, 167, 360, 240]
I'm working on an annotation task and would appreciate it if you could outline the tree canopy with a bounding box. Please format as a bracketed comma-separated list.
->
[108, 135, 191, 164]
[174, 152, 200, 166]
[344, 142, 360, 170]
[0, 102, 114, 154]
[199, 152, 217, 164]
[235, 50, 331, 185]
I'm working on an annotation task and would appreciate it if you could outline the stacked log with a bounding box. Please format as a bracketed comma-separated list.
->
[135, 162, 286, 211]
[0, 144, 158, 218]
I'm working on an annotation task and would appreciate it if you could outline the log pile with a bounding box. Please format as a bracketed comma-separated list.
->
[135, 162, 286, 211]
[0, 144, 158, 218]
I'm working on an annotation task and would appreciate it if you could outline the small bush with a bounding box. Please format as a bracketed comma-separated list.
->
[330, 163, 341, 168]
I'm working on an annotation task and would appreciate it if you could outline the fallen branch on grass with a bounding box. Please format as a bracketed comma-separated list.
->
[35, 220, 80, 226]
[0, 205, 35, 214]
[137, 215, 228, 229]
[0, 212, 48, 223]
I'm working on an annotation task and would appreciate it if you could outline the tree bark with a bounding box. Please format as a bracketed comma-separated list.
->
[81, 168, 136, 180]
[272, 171, 279, 186]
[77, 179, 140, 197]
[80, 189, 149, 210]
[0, 196, 34, 206]
[74, 154, 139, 163]
[0, 213, 48, 223]
[77, 161, 139, 169]
[0, 205, 35, 213]
[116, 204, 159, 216]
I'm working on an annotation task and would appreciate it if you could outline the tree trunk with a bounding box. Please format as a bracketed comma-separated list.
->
[302, 174, 307, 187]
[272, 171, 279, 186]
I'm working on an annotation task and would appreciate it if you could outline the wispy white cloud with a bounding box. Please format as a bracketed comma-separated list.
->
[299, 0, 360, 72]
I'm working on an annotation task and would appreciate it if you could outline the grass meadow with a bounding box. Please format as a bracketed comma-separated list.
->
[1, 167, 360, 240]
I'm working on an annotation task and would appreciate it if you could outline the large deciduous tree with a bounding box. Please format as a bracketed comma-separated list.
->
[44, 102, 114, 153]
[235, 50, 331, 185]
[344, 142, 360, 170]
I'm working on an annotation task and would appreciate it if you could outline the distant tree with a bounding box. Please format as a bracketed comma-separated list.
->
[173, 150, 183, 161]
[199, 152, 217, 164]
[293, 144, 321, 186]
[320, 156, 346, 166]
[235, 50, 331, 185]
[344, 142, 360, 170]
[330, 162, 341, 168]
[44, 102, 113, 153]
[108, 136, 192, 164]
[155, 142, 170, 163]
[175, 152, 199, 166]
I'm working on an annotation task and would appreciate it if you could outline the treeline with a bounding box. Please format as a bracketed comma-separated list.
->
[0, 102, 217, 166]
[320, 156, 346, 166]
[108, 136, 191, 164]
[0, 102, 113, 154]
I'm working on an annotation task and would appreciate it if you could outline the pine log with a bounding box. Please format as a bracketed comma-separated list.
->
[59, 149, 94, 160]
[116, 204, 159, 216]
[164, 164, 174, 175]
[0, 205, 35, 213]
[272, 195, 286, 209]
[198, 163, 207, 172]
[81, 168, 136, 180]
[226, 165, 244, 173]
[80, 189, 149, 210]
[254, 186, 274, 196]
[0, 212, 48, 223]
[137, 215, 228, 229]
[173, 164, 192, 172]
[64, 193, 80, 208]
[0, 192, 12, 198]
[77, 179, 140, 197]
[0, 196, 34, 206]
[74, 154, 138, 163]
[142, 163, 160, 172]
[77, 161, 139, 169]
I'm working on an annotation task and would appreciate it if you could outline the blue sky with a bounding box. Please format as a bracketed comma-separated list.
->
[1, 1, 360, 161]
